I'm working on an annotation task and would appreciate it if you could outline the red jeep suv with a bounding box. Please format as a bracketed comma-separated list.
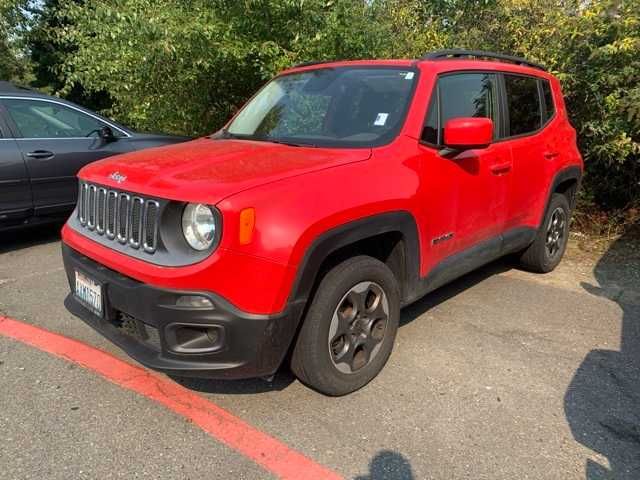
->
[62, 50, 583, 395]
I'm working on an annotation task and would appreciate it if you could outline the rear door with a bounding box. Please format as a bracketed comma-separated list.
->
[0, 97, 128, 215]
[499, 73, 549, 229]
[0, 102, 32, 224]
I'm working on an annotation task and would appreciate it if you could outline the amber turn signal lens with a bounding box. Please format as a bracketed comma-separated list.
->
[239, 208, 255, 245]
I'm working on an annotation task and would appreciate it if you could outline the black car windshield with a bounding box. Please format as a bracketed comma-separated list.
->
[226, 67, 418, 148]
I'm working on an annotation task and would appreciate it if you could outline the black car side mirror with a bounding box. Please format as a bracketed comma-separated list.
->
[99, 126, 117, 143]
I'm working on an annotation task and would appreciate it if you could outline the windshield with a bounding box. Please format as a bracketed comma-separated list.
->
[226, 67, 418, 148]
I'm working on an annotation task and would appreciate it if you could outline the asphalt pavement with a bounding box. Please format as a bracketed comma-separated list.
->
[1, 224, 638, 480]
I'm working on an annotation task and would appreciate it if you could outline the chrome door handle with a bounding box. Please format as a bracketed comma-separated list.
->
[26, 150, 55, 160]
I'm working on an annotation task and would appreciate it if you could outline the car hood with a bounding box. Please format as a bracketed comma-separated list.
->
[79, 137, 371, 204]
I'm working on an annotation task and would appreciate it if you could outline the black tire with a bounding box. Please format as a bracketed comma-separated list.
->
[518, 193, 571, 273]
[290, 256, 400, 396]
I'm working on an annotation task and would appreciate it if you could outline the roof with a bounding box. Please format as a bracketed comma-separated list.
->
[282, 59, 416, 74]
[0, 81, 35, 93]
[282, 50, 549, 77]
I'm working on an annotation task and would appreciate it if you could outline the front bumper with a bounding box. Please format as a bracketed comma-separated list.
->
[62, 244, 303, 379]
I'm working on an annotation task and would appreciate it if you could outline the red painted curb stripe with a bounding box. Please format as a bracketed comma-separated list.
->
[0, 316, 342, 480]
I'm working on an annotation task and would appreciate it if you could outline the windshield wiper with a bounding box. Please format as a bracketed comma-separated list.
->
[210, 130, 315, 147]
[263, 137, 315, 148]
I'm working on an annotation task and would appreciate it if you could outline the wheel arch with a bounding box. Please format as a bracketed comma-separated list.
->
[540, 165, 582, 226]
[288, 211, 421, 310]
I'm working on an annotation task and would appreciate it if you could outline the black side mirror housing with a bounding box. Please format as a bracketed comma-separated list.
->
[99, 126, 117, 143]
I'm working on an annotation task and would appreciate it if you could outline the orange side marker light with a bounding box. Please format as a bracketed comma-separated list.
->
[239, 208, 256, 245]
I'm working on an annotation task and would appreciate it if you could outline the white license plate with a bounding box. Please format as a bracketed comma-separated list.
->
[75, 270, 103, 317]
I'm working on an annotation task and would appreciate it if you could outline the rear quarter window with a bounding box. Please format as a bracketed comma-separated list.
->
[541, 79, 555, 122]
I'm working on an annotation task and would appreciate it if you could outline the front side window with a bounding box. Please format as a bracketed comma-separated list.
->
[422, 90, 439, 144]
[227, 67, 418, 148]
[2, 98, 109, 139]
[504, 74, 542, 136]
[422, 73, 498, 145]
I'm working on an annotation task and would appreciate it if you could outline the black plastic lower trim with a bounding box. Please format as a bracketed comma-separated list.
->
[62, 243, 303, 379]
[543, 165, 582, 218]
[288, 210, 538, 311]
[404, 227, 537, 305]
[289, 211, 421, 306]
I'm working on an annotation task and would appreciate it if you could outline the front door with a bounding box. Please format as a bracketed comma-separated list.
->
[0, 97, 124, 215]
[419, 71, 511, 272]
[0, 105, 32, 224]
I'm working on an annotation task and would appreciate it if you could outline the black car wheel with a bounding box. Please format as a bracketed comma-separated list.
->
[291, 256, 400, 396]
[518, 193, 571, 273]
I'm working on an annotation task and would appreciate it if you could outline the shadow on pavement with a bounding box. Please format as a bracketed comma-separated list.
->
[174, 258, 514, 395]
[354, 450, 415, 479]
[565, 228, 640, 479]
[400, 258, 512, 326]
[170, 371, 296, 395]
[0, 223, 63, 254]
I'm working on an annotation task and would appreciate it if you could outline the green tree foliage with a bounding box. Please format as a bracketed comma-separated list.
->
[56, 0, 399, 134]
[4, 0, 639, 213]
[453, 0, 640, 209]
[0, 0, 32, 82]
[26, 0, 111, 110]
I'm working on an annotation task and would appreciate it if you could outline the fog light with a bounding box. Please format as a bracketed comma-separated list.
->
[175, 295, 214, 309]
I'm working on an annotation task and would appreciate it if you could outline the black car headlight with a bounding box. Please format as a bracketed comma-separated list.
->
[181, 203, 220, 251]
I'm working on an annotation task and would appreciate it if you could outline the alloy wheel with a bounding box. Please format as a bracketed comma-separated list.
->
[328, 281, 390, 374]
[546, 207, 567, 260]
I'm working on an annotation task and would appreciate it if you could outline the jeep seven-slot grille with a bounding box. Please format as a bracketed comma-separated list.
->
[77, 182, 159, 253]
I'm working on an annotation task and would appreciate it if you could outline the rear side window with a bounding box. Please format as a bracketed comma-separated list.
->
[504, 74, 542, 136]
[541, 79, 555, 122]
[422, 73, 497, 145]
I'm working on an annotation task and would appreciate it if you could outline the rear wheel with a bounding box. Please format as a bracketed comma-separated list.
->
[291, 256, 400, 396]
[518, 193, 571, 273]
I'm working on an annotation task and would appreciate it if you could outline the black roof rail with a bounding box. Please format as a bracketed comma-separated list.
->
[421, 49, 546, 71]
[291, 60, 336, 69]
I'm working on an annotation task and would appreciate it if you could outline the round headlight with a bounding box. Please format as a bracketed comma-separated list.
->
[182, 203, 217, 251]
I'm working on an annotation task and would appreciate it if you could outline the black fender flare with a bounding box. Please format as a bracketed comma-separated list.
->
[540, 165, 583, 227]
[288, 210, 421, 309]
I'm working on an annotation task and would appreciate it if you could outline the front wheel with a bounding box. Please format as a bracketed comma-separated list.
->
[290, 256, 400, 396]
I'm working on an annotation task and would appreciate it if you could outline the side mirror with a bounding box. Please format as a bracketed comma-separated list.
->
[443, 117, 493, 151]
[99, 125, 117, 143]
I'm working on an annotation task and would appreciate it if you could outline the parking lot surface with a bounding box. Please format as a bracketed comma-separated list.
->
[1, 226, 638, 480]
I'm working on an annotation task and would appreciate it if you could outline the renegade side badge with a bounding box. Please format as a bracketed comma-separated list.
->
[432, 232, 454, 246]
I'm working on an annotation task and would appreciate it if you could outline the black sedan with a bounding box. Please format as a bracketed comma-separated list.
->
[0, 82, 189, 231]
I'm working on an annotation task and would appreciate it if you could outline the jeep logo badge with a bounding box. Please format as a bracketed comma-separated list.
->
[109, 171, 127, 184]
